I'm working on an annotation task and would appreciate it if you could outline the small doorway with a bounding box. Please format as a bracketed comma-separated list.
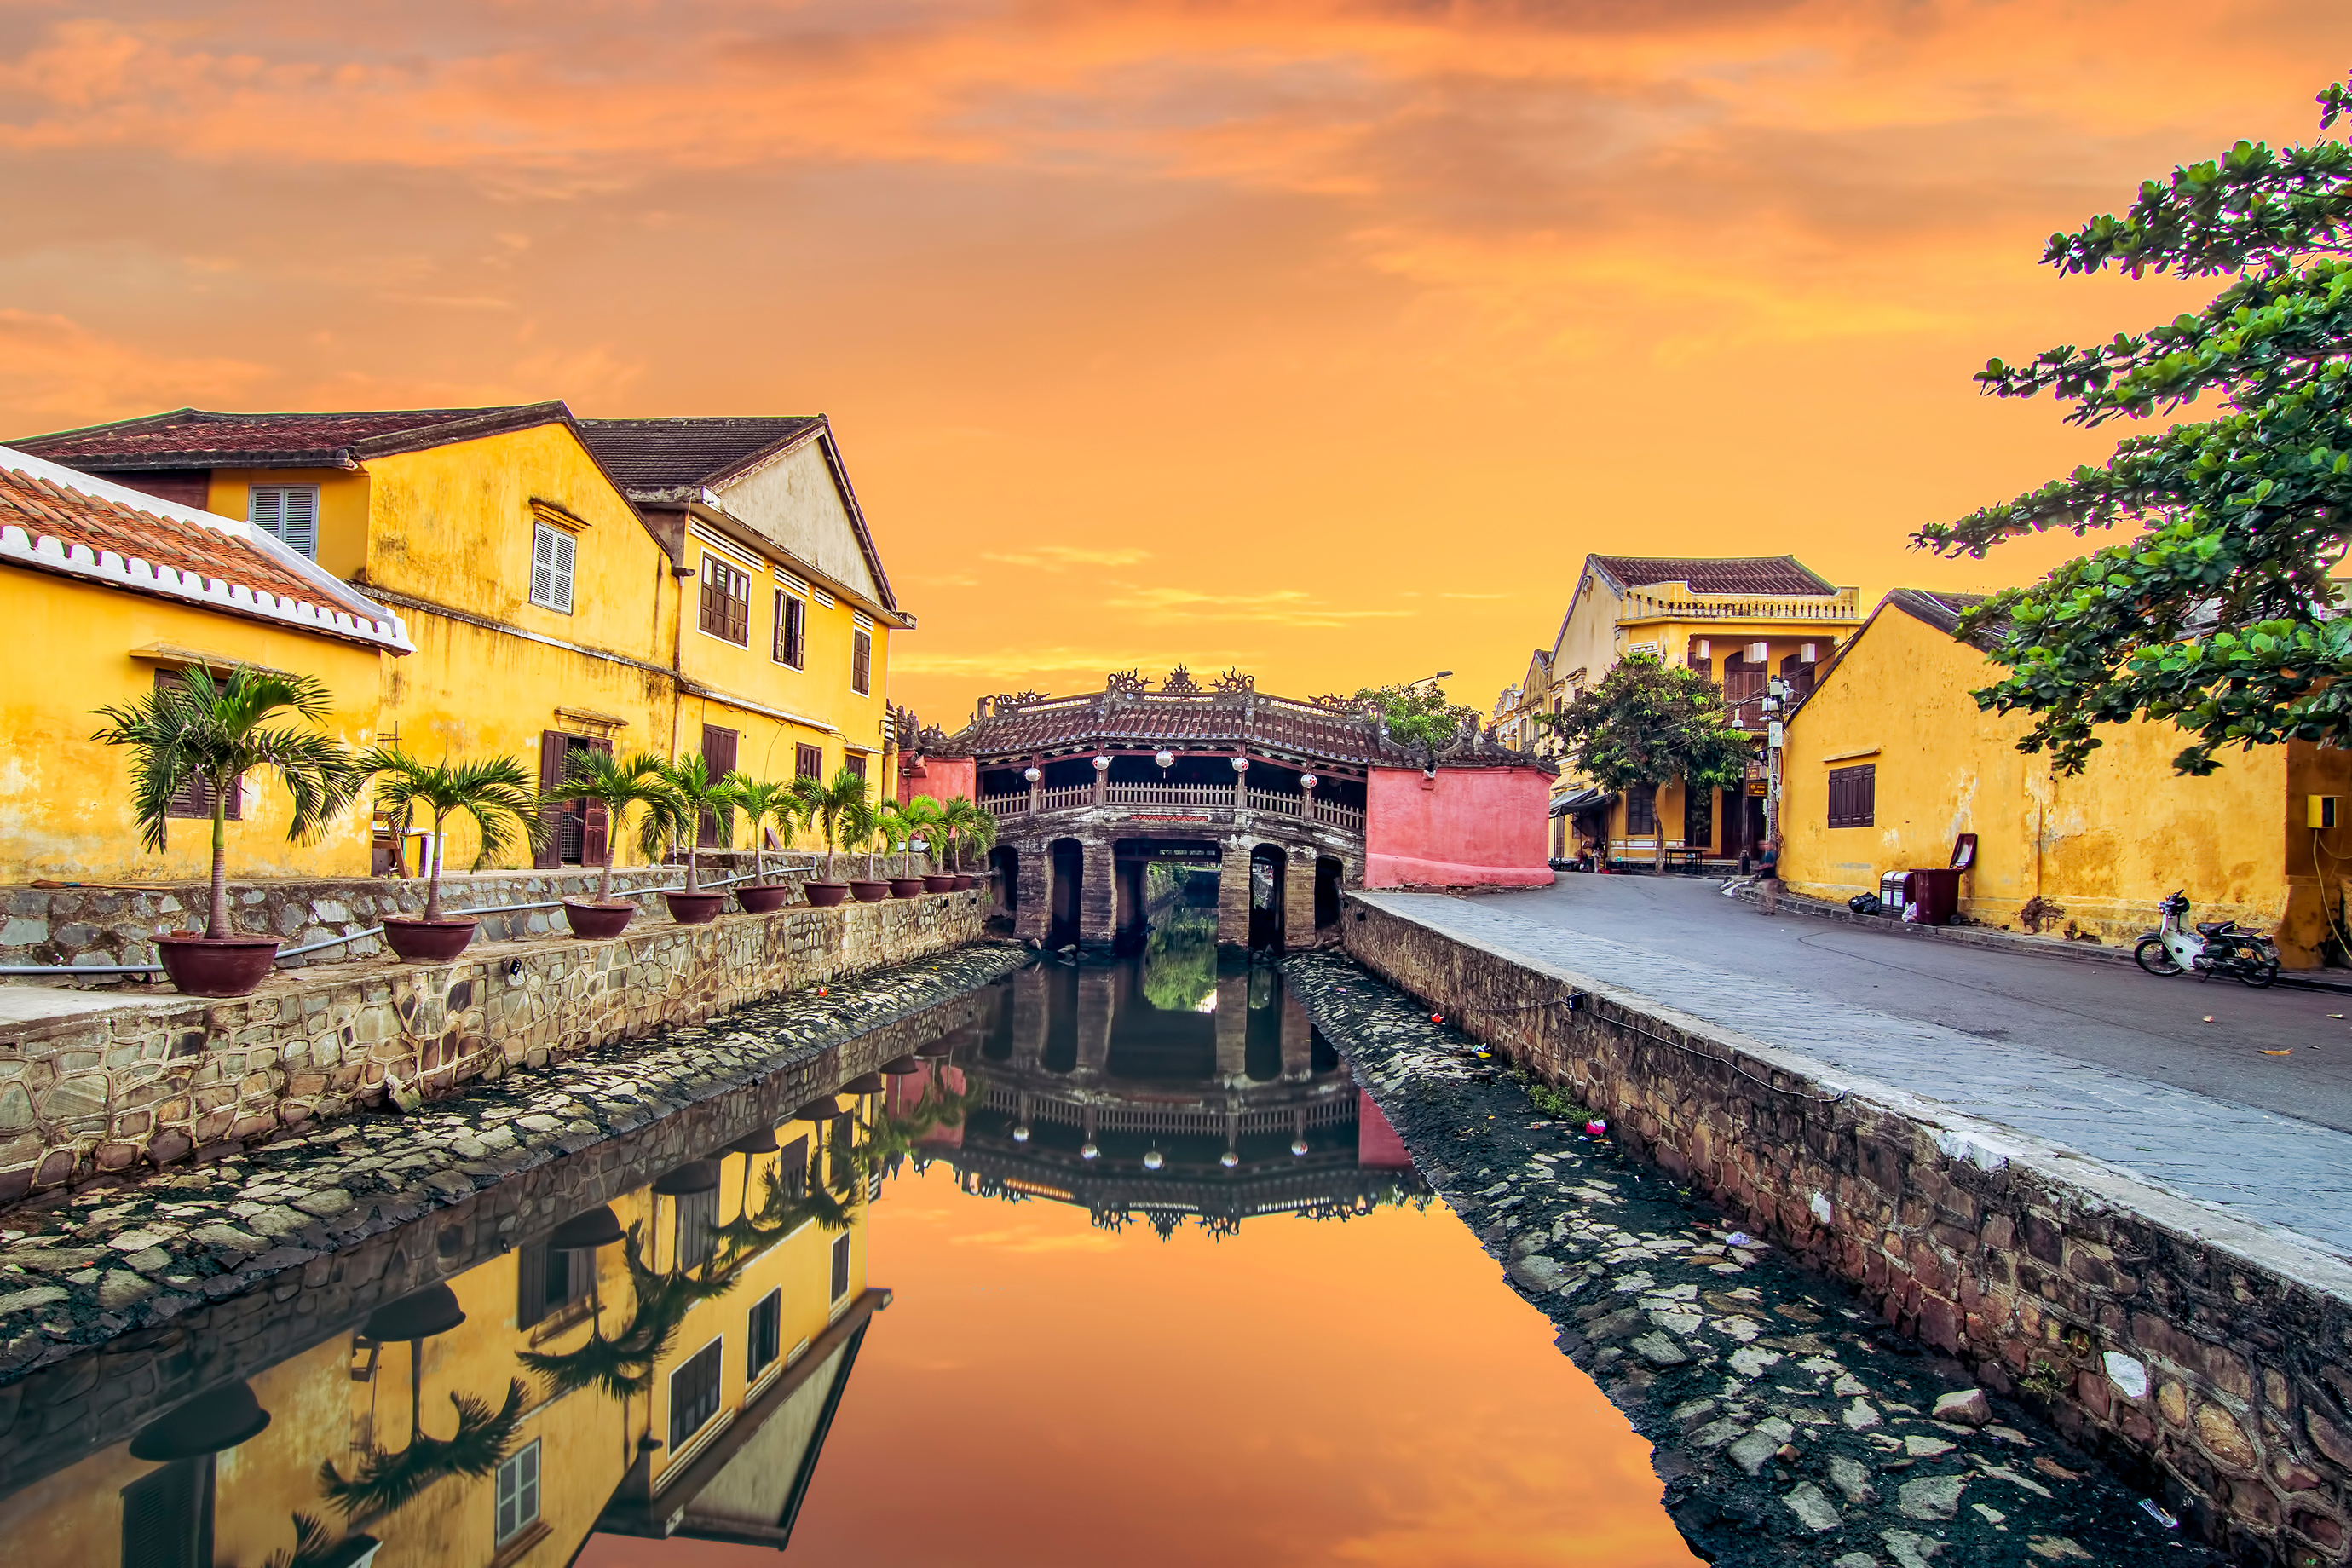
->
[1248, 844, 1286, 951]
[1047, 838, 1083, 948]
[1314, 856, 1344, 931]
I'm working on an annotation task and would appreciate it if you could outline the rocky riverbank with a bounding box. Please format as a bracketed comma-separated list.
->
[1283, 949, 2219, 1568]
[0, 942, 1026, 1385]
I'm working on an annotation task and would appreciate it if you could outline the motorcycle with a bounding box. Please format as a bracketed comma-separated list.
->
[2135, 891, 2280, 988]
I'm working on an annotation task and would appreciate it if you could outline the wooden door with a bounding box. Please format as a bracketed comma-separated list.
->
[698, 725, 738, 847]
[535, 730, 568, 869]
[581, 738, 613, 866]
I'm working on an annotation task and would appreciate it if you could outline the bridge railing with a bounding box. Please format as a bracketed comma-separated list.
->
[1310, 796, 1366, 832]
[1039, 782, 1093, 812]
[980, 792, 1029, 819]
[1107, 781, 1233, 809]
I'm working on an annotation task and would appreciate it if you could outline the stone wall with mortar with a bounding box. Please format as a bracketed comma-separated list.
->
[0, 889, 985, 1202]
[1343, 895, 2352, 1568]
[0, 853, 937, 979]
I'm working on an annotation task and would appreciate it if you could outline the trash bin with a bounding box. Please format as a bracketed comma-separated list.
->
[1888, 834, 1977, 926]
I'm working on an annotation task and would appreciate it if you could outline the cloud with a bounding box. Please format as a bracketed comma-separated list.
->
[890, 644, 1261, 678]
[0, 309, 265, 427]
[979, 545, 1153, 571]
[1100, 585, 1416, 626]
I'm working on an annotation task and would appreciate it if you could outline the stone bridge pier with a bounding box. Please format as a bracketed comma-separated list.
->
[1002, 827, 1346, 952]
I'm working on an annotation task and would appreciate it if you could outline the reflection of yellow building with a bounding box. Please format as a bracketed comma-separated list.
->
[10, 406, 912, 876]
[0, 447, 411, 881]
[1780, 590, 2352, 967]
[1525, 556, 1863, 863]
[0, 1104, 880, 1565]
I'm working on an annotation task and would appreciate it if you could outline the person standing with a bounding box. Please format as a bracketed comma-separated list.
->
[1755, 835, 1782, 915]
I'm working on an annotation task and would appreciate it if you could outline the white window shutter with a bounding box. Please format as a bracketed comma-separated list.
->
[531, 525, 556, 607]
[551, 528, 574, 611]
[281, 487, 316, 558]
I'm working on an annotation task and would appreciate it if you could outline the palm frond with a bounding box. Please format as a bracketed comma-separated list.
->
[316, 1379, 527, 1518]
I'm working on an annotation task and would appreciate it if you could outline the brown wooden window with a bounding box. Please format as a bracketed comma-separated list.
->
[1624, 785, 1657, 837]
[1828, 764, 1876, 828]
[773, 591, 805, 666]
[699, 726, 739, 848]
[843, 753, 866, 783]
[747, 1288, 782, 1381]
[830, 1232, 852, 1301]
[668, 1337, 723, 1451]
[515, 1239, 593, 1329]
[795, 743, 824, 781]
[1682, 783, 1714, 849]
[698, 555, 751, 646]
[536, 732, 610, 869]
[155, 670, 242, 821]
[850, 626, 872, 695]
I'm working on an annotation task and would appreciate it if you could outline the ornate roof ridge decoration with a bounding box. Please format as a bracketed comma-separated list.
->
[889, 701, 960, 757]
[1103, 668, 1150, 697]
[1160, 663, 1202, 695]
[1213, 667, 1254, 695]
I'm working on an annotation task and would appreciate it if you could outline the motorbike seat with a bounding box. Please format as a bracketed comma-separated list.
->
[2195, 921, 2235, 937]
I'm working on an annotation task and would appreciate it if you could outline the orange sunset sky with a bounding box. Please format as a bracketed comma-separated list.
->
[3, 2, 2347, 725]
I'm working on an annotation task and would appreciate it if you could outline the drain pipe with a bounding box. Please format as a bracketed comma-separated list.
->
[0, 866, 787, 978]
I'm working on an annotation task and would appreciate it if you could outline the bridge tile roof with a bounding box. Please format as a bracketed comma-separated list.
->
[946, 690, 1551, 773]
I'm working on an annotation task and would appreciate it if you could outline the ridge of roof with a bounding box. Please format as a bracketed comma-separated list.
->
[0, 444, 412, 652]
[574, 416, 828, 493]
[9, 404, 571, 470]
[1588, 554, 1839, 597]
[1884, 587, 1993, 641]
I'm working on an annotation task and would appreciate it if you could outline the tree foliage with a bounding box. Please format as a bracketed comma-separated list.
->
[1355, 682, 1480, 769]
[1916, 72, 2352, 775]
[1536, 654, 1748, 862]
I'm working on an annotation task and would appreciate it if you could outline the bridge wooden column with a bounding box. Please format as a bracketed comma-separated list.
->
[1075, 968, 1114, 1076]
[1280, 992, 1314, 1081]
[1009, 965, 1048, 1066]
[1216, 839, 1252, 946]
[1213, 973, 1248, 1082]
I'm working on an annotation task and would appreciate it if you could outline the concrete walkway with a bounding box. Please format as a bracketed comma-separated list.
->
[1359, 884, 2352, 1260]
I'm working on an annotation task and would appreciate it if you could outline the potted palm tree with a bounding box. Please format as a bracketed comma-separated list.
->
[728, 774, 801, 914]
[553, 749, 674, 938]
[879, 802, 928, 898]
[653, 755, 737, 925]
[792, 769, 868, 908]
[897, 796, 956, 892]
[91, 666, 365, 996]
[943, 795, 995, 891]
[362, 750, 550, 960]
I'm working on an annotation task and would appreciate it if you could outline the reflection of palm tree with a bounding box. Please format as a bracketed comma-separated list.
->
[856, 1078, 984, 1179]
[261, 1513, 339, 1568]
[516, 1222, 745, 1402]
[316, 1381, 527, 1518]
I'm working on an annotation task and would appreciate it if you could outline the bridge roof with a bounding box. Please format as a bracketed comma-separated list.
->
[942, 685, 1552, 774]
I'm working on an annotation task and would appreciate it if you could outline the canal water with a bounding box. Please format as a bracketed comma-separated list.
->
[0, 913, 1698, 1567]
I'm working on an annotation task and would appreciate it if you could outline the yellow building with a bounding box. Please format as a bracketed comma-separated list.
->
[1533, 555, 1864, 864]
[0, 1105, 881, 1565]
[1779, 589, 2352, 968]
[0, 446, 411, 882]
[11, 406, 911, 877]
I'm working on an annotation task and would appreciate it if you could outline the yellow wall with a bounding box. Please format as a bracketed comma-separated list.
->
[1778, 602, 2349, 965]
[0, 568, 382, 882]
[206, 468, 375, 584]
[0, 1112, 873, 1566]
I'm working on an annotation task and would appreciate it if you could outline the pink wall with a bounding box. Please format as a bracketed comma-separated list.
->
[1356, 1091, 1414, 1169]
[1363, 766, 1555, 888]
[898, 756, 976, 806]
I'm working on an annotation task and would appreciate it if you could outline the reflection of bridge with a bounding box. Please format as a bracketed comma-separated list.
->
[911, 961, 1422, 1234]
[898, 670, 1552, 948]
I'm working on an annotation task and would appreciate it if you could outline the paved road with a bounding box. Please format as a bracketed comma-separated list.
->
[1362, 879, 2352, 1258]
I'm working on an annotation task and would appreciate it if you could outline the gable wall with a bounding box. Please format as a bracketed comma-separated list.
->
[712, 441, 882, 605]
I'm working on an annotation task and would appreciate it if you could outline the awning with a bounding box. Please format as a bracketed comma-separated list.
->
[1549, 787, 1617, 818]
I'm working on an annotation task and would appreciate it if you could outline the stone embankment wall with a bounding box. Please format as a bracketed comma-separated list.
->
[0, 853, 941, 978]
[0, 890, 985, 1203]
[1343, 896, 2352, 1568]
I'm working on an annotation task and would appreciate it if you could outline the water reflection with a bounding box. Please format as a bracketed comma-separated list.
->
[0, 1076, 920, 1566]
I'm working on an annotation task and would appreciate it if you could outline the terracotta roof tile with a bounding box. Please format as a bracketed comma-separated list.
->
[948, 689, 1552, 773]
[576, 417, 827, 493]
[0, 450, 409, 651]
[1590, 555, 1837, 597]
[10, 404, 568, 470]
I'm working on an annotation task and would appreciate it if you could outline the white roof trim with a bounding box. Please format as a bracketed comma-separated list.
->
[0, 444, 412, 653]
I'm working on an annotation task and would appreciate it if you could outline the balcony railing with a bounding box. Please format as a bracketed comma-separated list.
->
[974, 781, 1366, 833]
[1616, 585, 1863, 625]
[1106, 781, 1233, 810]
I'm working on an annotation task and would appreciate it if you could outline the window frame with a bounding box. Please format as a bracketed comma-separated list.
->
[247, 484, 320, 560]
[698, 553, 753, 647]
[674, 1185, 720, 1271]
[794, 743, 825, 782]
[1827, 763, 1876, 829]
[747, 1288, 783, 1384]
[1624, 784, 1657, 838]
[493, 1438, 542, 1548]
[829, 1232, 852, 1303]
[155, 670, 242, 822]
[850, 625, 873, 695]
[668, 1336, 725, 1453]
[773, 589, 806, 667]
[529, 520, 576, 614]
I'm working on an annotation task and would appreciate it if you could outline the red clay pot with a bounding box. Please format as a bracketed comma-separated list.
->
[889, 877, 927, 898]
[950, 874, 975, 891]
[666, 891, 727, 925]
[562, 901, 637, 938]
[382, 918, 478, 963]
[736, 883, 793, 914]
[804, 881, 851, 908]
[155, 934, 280, 997]
[849, 879, 891, 903]
[923, 874, 957, 894]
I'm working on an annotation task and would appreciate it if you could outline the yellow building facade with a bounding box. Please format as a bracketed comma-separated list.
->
[1780, 590, 2352, 968]
[0, 448, 410, 882]
[9, 406, 912, 880]
[1531, 556, 1863, 864]
[0, 1106, 881, 1565]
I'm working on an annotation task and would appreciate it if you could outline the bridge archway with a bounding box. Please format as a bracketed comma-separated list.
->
[1047, 838, 1083, 948]
[989, 845, 1019, 926]
[1248, 843, 1287, 950]
[1314, 856, 1345, 932]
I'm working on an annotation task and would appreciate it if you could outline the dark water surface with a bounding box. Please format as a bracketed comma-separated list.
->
[0, 917, 1696, 1567]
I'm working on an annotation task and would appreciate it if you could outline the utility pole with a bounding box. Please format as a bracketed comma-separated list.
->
[1763, 676, 1789, 844]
